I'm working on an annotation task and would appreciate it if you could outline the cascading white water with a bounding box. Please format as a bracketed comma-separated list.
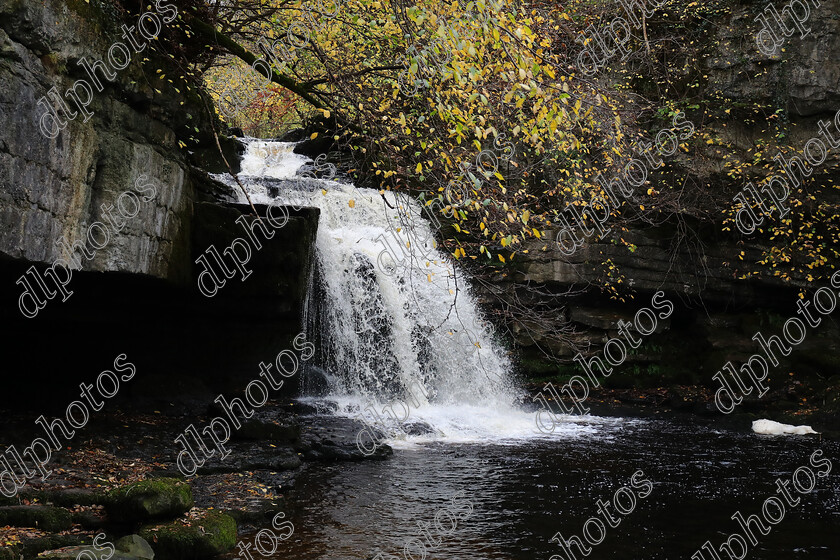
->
[239, 141, 311, 178]
[216, 139, 619, 445]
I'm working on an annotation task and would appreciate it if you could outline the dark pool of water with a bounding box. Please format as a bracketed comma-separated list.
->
[249, 413, 839, 560]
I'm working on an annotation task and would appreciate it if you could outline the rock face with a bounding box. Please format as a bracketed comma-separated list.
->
[484, 0, 840, 385]
[494, 222, 840, 386]
[0, 0, 197, 282]
[0, 0, 317, 404]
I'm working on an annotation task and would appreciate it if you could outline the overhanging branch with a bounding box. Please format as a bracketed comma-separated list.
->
[186, 15, 325, 110]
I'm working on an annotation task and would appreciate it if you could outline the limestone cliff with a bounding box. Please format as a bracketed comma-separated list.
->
[0, 0, 317, 405]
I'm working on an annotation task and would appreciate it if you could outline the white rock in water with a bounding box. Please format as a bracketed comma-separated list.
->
[752, 419, 818, 435]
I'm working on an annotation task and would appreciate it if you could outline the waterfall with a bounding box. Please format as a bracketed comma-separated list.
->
[215, 139, 610, 444]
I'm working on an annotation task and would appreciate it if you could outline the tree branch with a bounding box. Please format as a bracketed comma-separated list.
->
[186, 14, 325, 110]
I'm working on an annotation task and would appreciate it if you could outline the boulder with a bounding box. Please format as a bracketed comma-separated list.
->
[400, 421, 436, 436]
[139, 510, 237, 560]
[106, 479, 193, 523]
[115, 535, 155, 560]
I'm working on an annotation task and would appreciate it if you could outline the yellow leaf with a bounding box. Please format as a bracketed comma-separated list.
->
[310, 132, 319, 140]
[416, 162, 423, 173]
[498, 254, 506, 263]
[349, 200, 355, 208]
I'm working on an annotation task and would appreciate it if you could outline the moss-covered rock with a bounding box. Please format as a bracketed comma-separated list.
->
[0, 505, 72, 531]
[139, 511, 237, 560]
[106, 479, 194, 523]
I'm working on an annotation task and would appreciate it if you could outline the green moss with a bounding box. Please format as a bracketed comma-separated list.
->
[139, 511, 237, 560]
[106, 478, 194, 522]
[518, 356, 581, 381]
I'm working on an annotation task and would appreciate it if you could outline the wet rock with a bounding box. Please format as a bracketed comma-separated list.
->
[222, 497, 285, 525]
[0, 505, 72, 531]
[139, 510, 236, 560]
[400, 421, 436, 436]
[293, 399, 338, 415]
[197, 445, 302, 474]
[106, 478, 193, 523]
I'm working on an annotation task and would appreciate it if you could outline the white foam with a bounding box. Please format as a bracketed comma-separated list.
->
[239, 140, 311, 178]
[752, 419, 818, 435]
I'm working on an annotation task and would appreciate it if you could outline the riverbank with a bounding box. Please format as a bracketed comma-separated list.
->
[525, 378, 840, 437]
[0, 400, 388, 559]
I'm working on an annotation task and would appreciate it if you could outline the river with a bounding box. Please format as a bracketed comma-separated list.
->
[218, 140, 839, 560]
